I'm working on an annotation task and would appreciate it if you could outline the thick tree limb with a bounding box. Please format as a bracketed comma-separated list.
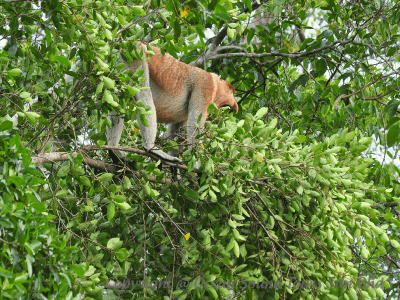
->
[82, 145, 192, 171]
[32, 151, 118, 172]
[31, 151, 173, 183]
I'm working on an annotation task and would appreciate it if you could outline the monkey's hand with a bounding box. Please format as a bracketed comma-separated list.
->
[146, 147, 183, 164]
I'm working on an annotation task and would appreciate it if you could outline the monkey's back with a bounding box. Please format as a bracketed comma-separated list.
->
[146, 47, 216, 124]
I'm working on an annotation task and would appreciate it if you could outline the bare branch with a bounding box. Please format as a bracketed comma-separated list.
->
[334, 72, 399, 108]
[204, 39, 354, 63]
[359, 86, 400, 102]
[190, 1, 266, 67]
[372, 202, 398, 209]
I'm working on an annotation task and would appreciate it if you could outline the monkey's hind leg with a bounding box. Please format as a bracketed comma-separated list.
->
[136, 101, 182, 163]
[106, 112, 126, 164]
[136, 52, 182, 164]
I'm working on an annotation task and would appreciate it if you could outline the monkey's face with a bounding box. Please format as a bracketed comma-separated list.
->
[215, 79, 238, 113]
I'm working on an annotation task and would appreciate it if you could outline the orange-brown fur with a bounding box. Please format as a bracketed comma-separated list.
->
[107, 44, 238, 163]
[141, 45, 238, 124]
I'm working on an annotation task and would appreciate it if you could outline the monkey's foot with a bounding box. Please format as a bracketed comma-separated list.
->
[147, 148, 182, 164]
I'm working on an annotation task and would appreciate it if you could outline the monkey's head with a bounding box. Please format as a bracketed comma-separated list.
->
[215, 79, 239, 114]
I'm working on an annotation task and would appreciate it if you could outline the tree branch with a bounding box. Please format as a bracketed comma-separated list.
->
[32, 151, 118, 173]
[31, 151, 173, 183]
[82, 145, 192, 171]
[372, 202, 398, 209]
[202, 38, 354, 63]
[189, 0, 266, 67]
[334, 72, 399, 109]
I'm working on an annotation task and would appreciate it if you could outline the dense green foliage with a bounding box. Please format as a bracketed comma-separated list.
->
[0, 121, 81, 299]
[1, 0, 400, 299]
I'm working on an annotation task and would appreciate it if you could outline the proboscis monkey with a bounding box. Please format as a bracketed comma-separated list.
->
[106, 44, 239, 164]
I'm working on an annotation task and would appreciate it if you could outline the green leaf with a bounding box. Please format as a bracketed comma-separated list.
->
[174, 21, 181, 41]
[24, 112, 40, 125]
[215, 13, 231, 22]
[115, 202, 131, 210]
[360, 63, 369, 74]
[208, 0, 219, 11]
[31, 201, 46, 213]
[103, 90, 118, 107]
[247, 28, 255, 44]
[0, 266, 12, 278]
[386, 117, 400, 129]
[8, 68, 22, 76]
[289, 78, 300, 93]
[219, 227, 230, 237]
[228, 23, 239, 29]
[228, 219, 237, 228]
[296, 185, 304, 194]
[239, 243, 247, 257]
[96, 82, 104, 95]
[308, 169, 316, 178]
[80, 176, 91, 187]
[388, 100, 400, 118]
[185, 190, 199, 200]
[98, 173, 113, 182]
[255, 107, 268, 119]
[208, 287, 218, 298]
[45, 28, 51, 45]
[391, 239, 400, 248]
[244, 0, 252, 11]
[57, 163, 70, 177]
[103, 76, 115, 89]
[296, 135, 306, 143]
[387, 47, 396, 56]
[345, 131, 355, 142]
[126, 85, 140, 96]
[105, 29, 112, 40]
[227, 28, 235, 39]
[75, 153, 84, 166]
[116, 248, 129, 261]
[132, 6, 145, 15]
[387, 125, 399, 147]
[140, 113, 149, 127]
[0, 120, 13, 131]
[20, 91, 31, 98]
[233, 240, 240, 257]
[360, 247, 369, 258]
[107, 202, 115, 221]
[383, 212, 394, 220]
[55, 56, 70, 67]
[324, 29, 333, 39]
[107, 237, 121, 249]
[8, 176, 24, 188]
[56, 189, 68, 198]
[298, 74, 309, 87]
[232, 214, 245, 221]
[123, 176, 132, 189]
[112, 195, 126, 203]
